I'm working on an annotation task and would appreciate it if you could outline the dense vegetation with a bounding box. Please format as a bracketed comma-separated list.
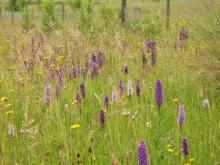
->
[0, 0, 220, 164]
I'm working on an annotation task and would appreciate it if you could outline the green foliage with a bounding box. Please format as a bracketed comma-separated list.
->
[22, 6, 34, 31]
[0, 0, 220, 164]
[41, 0, 60, 33]
[8, 0, 25, 11]
[79, 0, 93, 30]
[99, 3, 114, 27]
[130, 10, 164, 39]
[197, 10, 220, 60]
[69, 0, 82, 9]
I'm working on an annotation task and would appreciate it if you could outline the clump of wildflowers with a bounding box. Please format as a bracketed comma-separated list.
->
[138, 140, 150, 165]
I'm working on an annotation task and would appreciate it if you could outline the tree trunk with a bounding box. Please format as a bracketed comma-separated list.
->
[62, 4, 65, 21]
[11, 9, 14, 24]
[0, 6, 2, 20]
[166, 0, 170, 29]
[121, 0, 126, 24]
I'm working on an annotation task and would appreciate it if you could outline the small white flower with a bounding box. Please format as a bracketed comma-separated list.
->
[202, 99, 210, 108]
[122, 108, 130, 116]
[146, 122, 152, 128]
[127, 80, 132, 97]
[64, 104, 69, 108]
[8, 124, 15, 136]
[112, 90, 118, 103]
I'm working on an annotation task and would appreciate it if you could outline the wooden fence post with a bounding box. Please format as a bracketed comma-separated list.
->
[121, 0, 126, 24]
[0, 5, 2, 20]
[11, 8, 14, 24]
[62, 3, 64, 21]
[166, 0, 170, 29]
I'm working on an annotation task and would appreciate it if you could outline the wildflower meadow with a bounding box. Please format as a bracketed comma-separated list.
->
[0, 0, 220, 164]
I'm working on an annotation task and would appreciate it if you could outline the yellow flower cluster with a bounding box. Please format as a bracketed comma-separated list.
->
[71, 124, 80, 129]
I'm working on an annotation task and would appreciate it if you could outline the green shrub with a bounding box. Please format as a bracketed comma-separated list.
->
[79, 0, 93, 30]
[130, 9, 164, 39]
[41, 0, 59, 33]
[69, 0, 82, 9]
[7, 0, 25, 11]
[22, 6, 34, 31]
[99, 3, 114, 28]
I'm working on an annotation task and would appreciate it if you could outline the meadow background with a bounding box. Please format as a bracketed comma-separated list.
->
[0, 0, 220, 164]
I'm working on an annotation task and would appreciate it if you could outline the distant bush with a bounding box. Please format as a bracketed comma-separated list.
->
[69, 0, 82, 9]
[41, 0, 60, 33]
[7, 0, 25, 11]
[22, 6, 34, 31]
[192, 8, 220, 83]
[201, 11, 220, 60]
[79, 0, 93, 30]
[130, 9, 164, 39]
[99, 3, 114, 28]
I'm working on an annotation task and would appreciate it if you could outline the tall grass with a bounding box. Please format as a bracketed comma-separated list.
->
[0, 0, 219, 164]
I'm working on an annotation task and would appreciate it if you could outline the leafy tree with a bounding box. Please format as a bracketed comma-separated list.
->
[41, 0, 60, 33]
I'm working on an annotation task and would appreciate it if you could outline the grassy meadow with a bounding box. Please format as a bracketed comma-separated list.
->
[0, 0, 220, 164]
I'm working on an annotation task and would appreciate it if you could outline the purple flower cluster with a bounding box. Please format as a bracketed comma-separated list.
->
[178, 104, 185, 126]
[119, 80, 124, 96]
[112, 90, 117, 103]
[123, 65, 128, 75]
[182, 137, 189, 156]
[151, 50, 156, 65]
[145, 39, 157, 66]
[55, 83, 61, 98]
[136, 80, 141, 96]
[155, 80, 163, 106]
[44, 82, 51, 104]
[145, 40, 155, 51]
[138, 140, 150, 165]
[99, 109, 105, 126]
[179, 27, 188, 40]
[104, 96, 109, 108]
[58, 69, 64, 87]
[76, 93, 81, 104]
[90, 62, 100, 79]
[69, 66, 80, 79]
[90, 51, 106, 79]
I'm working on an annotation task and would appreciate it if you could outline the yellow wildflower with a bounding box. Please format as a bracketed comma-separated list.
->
[150, 104, 155, 108]
[167, 148, 174, 153]
[189, 158, 194, 162]
[0, 96, 8, 102]
[72, 100, 78, 105]
[210, 153, 214, 157]
[56, 56, 64, 62]
[71, 124, 80, 129]
[173, 98, 178, 103]
[6, 110, 13, 116]
[166, 144, 172, 148]
[9, 89, 15, 93]
[4, 103, 12, 108]
[184, 164, 190, 165]
[19, 77, 25, 81]
[38, 71, 43, 75]
[174, 152, 178, 156]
